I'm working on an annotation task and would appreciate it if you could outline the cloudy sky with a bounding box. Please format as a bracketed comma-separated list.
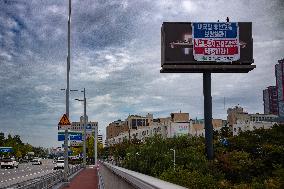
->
[0, 0, 283, 147]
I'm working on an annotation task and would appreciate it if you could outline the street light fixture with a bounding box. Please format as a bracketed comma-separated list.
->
[170, 148, 176, 171]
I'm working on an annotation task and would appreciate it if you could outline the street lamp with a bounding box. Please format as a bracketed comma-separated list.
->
[74, 88, 87, 167]
[170, 148, 176, 171]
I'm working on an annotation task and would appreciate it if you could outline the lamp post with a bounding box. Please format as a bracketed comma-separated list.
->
[170, 148, 175, 171]
[75, 88, 86, 167]
[60, 0, 72, 182]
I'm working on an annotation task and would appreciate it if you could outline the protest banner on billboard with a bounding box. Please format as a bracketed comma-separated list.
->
[192, 22, 240, 62]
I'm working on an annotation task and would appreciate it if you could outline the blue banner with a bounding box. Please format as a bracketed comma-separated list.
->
[193, 22, 238, 38]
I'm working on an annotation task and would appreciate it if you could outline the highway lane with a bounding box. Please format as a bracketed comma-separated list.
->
[0, 159, 58, 188]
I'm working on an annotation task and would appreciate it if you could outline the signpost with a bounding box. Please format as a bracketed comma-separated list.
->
[58, 113, 71, 181]
[161, 21, 255, 160]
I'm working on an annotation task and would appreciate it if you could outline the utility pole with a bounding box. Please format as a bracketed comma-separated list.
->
[63, 0, 71, 181]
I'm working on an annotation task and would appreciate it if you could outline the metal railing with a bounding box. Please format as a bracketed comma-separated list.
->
[6, 164, 82, 189]
[103, 162, 187, 189]
[97, 167, 105, 189]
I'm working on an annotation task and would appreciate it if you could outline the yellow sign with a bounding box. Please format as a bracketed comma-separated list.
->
[58, 114, 71, 126]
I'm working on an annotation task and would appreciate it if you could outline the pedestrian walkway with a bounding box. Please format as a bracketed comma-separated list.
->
[64, 166, 98, 189]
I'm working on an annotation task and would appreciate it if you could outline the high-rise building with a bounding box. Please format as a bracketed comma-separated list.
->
[275, 59, 284, 117]
[263, 86, 278, 115]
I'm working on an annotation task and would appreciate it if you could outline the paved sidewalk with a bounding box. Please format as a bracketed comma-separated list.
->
[64, 166, 98, 189]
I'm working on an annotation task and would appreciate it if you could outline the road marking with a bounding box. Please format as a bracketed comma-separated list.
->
[26, 174, 29, 176]
[7, 172, 10, 174]
[8, 179, 11, 181]
[30, 173, 33, 176]
[22, 175, 25, 178]
[0, 181, 3, 183]
[12, 178, 15, 180]
[1, 173, 4, 175]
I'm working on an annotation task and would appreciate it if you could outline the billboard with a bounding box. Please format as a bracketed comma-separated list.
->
[161, 22, 255, 73]
[168, 123, 189, 137]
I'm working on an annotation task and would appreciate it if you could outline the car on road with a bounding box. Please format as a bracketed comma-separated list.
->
[0, 157, 19, 169]
[31, 158, 42, 165]
[54, 159, 64, 170]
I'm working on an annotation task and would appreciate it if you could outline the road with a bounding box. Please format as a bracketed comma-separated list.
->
[0, 159, 57, 188]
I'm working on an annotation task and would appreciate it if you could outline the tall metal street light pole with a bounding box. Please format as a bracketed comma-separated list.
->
[60, 0, 72, 182]
[170, 148, 176, 171]
[75, 88, 87, 167]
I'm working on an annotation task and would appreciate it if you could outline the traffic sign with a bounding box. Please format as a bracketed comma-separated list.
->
[58, 114, 71, 126]
[58, 134, 65, 141]
[0, 147, 13, 153]
[58, 131, 82, 141]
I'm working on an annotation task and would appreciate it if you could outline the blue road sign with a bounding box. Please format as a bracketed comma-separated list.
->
[0, 147, 13, 153]
[58, 134, 65, 141]
[69, 135, 82, 141]
[58, 132, 82, 141]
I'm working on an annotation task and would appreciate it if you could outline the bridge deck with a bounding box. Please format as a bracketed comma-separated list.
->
[64, 166, 98, 189]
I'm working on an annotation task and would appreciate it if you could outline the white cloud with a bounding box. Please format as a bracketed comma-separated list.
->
[182, 1, 198, 13]
[35, 85, 52, 92]
[0, 0, 283, 147]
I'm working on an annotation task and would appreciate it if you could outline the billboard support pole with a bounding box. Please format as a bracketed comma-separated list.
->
[203, 72, 214, 160]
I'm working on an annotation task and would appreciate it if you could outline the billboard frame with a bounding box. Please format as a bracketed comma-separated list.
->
[161, 22, 255, 73]
[160, 20, 255, 160]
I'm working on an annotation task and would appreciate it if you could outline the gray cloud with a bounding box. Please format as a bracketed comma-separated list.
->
[0, 0, 283, 147]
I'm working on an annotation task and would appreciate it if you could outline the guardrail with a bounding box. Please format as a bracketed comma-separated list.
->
[103, 162, 187, 189]
[7, 164, 82, 189]
[97, 167, 105, 189]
